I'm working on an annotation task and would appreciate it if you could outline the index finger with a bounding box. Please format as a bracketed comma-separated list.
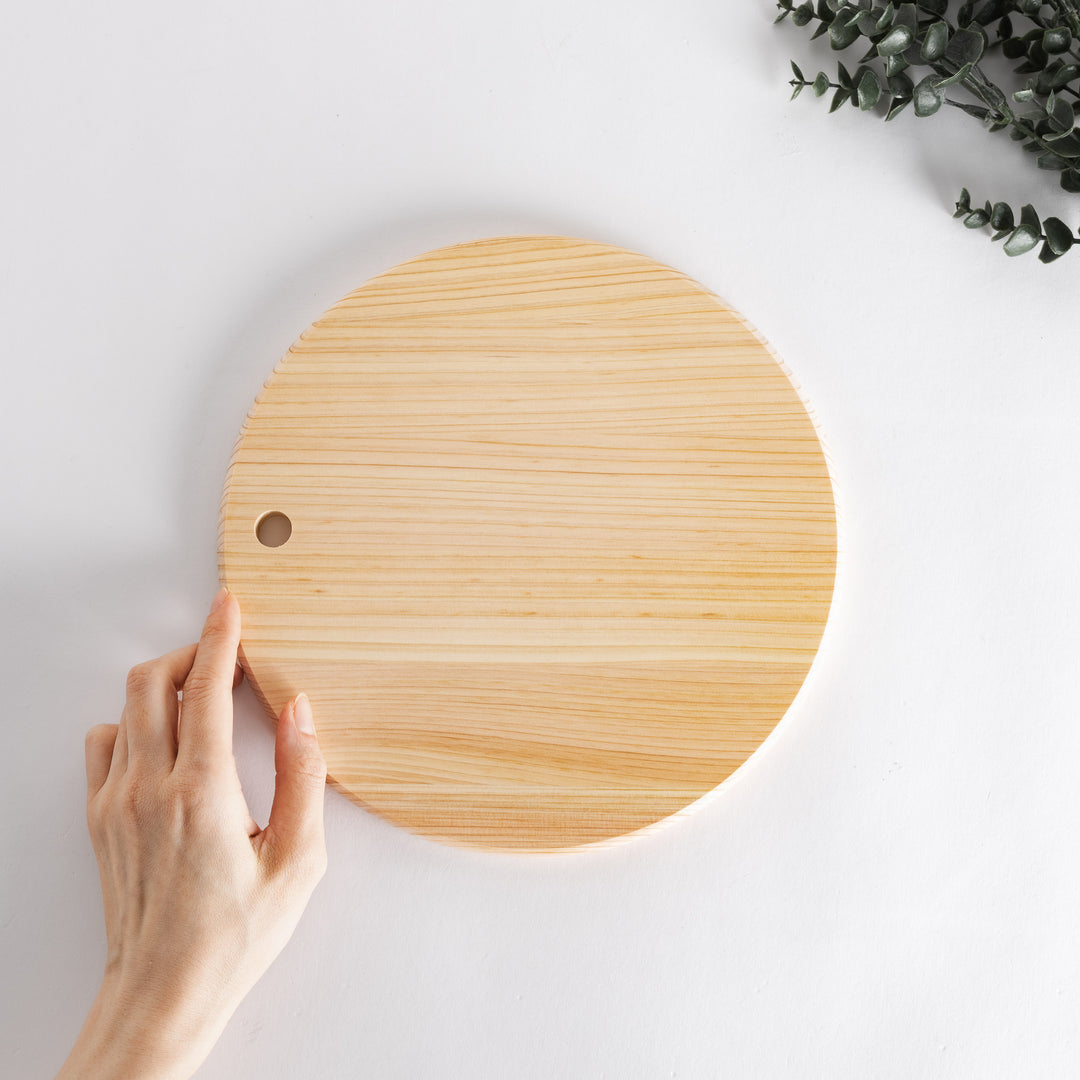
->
[176, 588, 241, 768]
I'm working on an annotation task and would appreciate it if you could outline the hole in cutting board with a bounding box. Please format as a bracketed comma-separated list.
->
[255, 511, 292, 548]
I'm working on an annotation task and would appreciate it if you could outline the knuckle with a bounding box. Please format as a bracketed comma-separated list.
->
[170, 772, 210, 817]
[294, 746, 328, 784]
[296, 756, 328, 785]
[199, 618, 235, 653]
[125, 660, 162, 698]
[86, 795, 104, 838]
[119, 779, 144, 820]
[288, 840, 328, 888]
[202, 615, 229, 638]
[180, 671, 217, 703]
[117, 774, 161, 825]
[85, 724, 115, 751]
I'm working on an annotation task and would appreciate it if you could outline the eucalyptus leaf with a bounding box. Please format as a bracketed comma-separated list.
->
[853, 10, 877, 34]
[1026, 40, 1050, 71]
[887, 72, 913, 96]
[946, 26, 985, 66]
[885, 53, 910, 77]
[1038, 151, 1070, 170]
[1043, 216, 1074, 253]
[813, 71, 831, 95]
[885, 95, 911, 119]
[857, 67, 883, 108]
[921, 20, 949, 62]
[964, 208, 990, 227]
[1048, 63, 1080, 90]
[913, 75, 944, 116]
[875, 0, 895, 30]
[829, 86, 851, 111]
[934, 62, 974, 89]
[1048, 93, 1074, 132]
[877, 24, 913, 55]
[894, 2, 916, 32]
[954, 187, 972, 216]
[1044, 130, 1080, 154]
[829, 16, 862, 48]
[1043, 26, 1071, 54]
[990, 202, 1014, 230]
[973, 0, 1003, 24]
[1003, 224, 1040, 255]
[1020, 203, 1041, 232]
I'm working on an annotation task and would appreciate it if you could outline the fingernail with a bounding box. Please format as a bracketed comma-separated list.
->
[294, 693, 315, 735]
[210, 586, 229, 614]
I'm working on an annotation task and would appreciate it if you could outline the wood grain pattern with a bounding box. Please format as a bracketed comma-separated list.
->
[218, 236, 836, 851]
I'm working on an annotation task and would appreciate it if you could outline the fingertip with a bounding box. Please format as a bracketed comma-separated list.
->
[293, 692, 316, 736]
[173, 592, 243, 764]
[201, 589, 241, 651]
[208, 587, 240, 625]
[266, 693, 327, 871]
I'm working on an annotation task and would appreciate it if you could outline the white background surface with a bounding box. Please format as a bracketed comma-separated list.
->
[3, 2, 1080, 1077]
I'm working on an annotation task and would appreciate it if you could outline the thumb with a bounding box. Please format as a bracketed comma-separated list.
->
[263, 693, 328, 881]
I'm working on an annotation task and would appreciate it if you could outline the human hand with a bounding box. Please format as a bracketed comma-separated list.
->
[58, 588, 328, 1080]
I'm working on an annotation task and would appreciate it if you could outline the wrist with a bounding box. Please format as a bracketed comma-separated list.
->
[57, 971, 212, 1080]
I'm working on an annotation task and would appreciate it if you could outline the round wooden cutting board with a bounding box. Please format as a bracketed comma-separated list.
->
[219, 236, 836, 851]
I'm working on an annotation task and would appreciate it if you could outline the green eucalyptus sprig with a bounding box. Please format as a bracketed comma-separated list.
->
[776, 0, 1080, 260]
[954, 187, 1080, 258]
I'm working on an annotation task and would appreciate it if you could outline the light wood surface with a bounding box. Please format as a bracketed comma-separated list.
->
[218, 236, 836, 851]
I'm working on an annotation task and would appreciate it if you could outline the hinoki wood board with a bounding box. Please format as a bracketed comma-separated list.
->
[218, 236, 836, 851]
